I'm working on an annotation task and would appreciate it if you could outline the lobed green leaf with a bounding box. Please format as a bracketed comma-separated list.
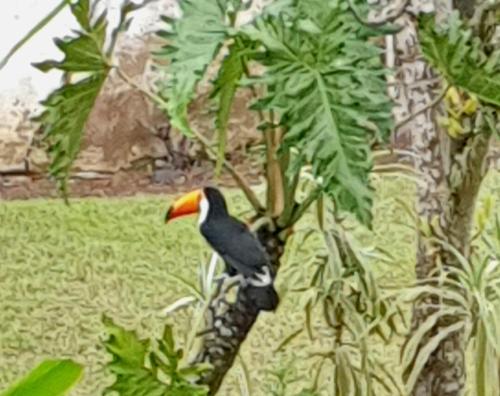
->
[245, 0, 393, 225]
[156, 0, 240, 135]
[419, 12, 500, 107]
[102, 316, 209, 396]
[33, 0, 109, 195]
[33, 0, 146, 195]
[211, 40, 247, 175]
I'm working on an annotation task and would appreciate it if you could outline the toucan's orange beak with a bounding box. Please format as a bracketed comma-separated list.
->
[165, 189, 202, 223]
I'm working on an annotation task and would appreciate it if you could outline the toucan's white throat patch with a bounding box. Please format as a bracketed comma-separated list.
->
[198, 196, 209, 225]
[249, 266, 272, 287]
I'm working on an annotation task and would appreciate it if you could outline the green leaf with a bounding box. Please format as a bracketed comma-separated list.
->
[474, 321, 500, 396]
[211, 40, 246, 175]
[419, 12, 500, 107]
[33, 0, 109, 195]
[244, 1, 393, 225]
[102, 316, 209, 396]
[33, 0, 144, 196]
[260, 0, 295, 18]
[156, 1, 238, 135]
[1, 360, 82, 396]
[35, 74, 107, 193]
[102, 315, 167, 396]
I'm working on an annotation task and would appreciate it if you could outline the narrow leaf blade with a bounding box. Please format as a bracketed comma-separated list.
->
[2, 360, 83, 396]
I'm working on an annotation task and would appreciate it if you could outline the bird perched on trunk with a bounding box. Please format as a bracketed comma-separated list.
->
[165, 186, 279, 311]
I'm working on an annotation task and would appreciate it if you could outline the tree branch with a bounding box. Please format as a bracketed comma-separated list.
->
[264, 111, 285, 217]
[241, 58, 285, 218]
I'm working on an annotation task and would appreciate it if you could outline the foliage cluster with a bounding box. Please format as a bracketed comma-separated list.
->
[157, 0, 393, 225]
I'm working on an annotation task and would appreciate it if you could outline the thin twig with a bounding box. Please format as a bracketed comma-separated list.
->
[372, 163, 421, 175]
[112, 65, 265, 213]
[386, 78, 442, 88]
[394, 85, 448, 130]
[106, 0, 160, 56]
[112, 65, 166, 106]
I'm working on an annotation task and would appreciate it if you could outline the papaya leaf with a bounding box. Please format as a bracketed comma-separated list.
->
[156, 1, 244, 135]
[32, 0, 146, 196]
[419, 12, 500, 107]
[1, 359, 82, 396]
[211, 40, 247, 176]
[102, 315, 166, 396]
[102, 315, 209, 396]
[32, 0, 109, 195]
[244, 0, 393, 225]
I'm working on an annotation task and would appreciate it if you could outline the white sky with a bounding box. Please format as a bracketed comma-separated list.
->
[0, 0, 176, 106]
[0, 0, 72, 102]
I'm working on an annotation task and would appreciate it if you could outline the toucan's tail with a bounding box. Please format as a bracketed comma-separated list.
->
[245, 284, 279, 311]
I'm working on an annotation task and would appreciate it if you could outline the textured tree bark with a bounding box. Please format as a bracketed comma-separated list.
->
[392, 1, 465, 396]
[408, 118, 492, 396]
[192, 222, 286, 395]
[386, 1, 491, 394]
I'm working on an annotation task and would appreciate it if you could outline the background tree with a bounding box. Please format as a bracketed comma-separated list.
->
[383, 1, 499, 394]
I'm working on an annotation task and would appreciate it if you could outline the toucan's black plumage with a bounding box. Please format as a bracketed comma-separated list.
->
[200, 188, 267, 277]
[200, 187, 279, 311]
[165, 186, 279, 311]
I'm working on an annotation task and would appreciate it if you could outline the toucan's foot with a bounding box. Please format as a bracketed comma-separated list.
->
[214, 296, 232, 311]
[224, 274, 246, 291]
[214, 273, 229, 295]
[214, 273, 245, 284]
[214, 273, 230, 283]
[214, 273, 245, 295]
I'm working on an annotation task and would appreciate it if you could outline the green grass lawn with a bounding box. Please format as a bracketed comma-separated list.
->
[0, 171, 498, 395]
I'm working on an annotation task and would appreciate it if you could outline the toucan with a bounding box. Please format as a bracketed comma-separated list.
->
[165, 186, 279, 311]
